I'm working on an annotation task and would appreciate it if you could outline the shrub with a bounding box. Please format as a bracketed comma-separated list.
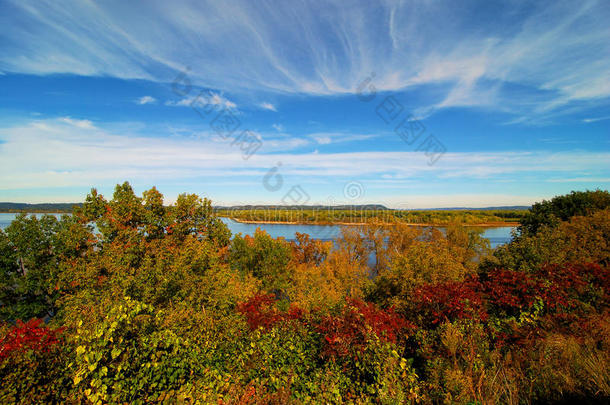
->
[0, 319, 71, 403]
[411, 278, 487, 326]
[317, 299, 413, 360]
[232, 324, 319, 400]
[71, 297, 203, 404]
[482, 269, 542, 316]
[0, 318, 61, 360]
[237, 294, 305, 331]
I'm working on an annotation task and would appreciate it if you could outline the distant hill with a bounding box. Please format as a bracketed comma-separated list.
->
[413, 206, 530, 211]
[1, 202, 530, 214]
[0, 202, 82, 213]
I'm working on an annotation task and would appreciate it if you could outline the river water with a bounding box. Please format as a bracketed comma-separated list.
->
[0, 213, 515, 248]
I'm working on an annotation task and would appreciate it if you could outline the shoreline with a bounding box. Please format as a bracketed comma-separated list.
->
[224, 217, 519, 228]
[0, 210, 71, 214]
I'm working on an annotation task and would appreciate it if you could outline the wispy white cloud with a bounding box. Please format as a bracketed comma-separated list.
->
[377, 194, 540, 210]
[1, 0, 608, 122]
[547, 177, 610, 182]
[310, 132, 378, 145]
[0, 118, 608, 199]
[583, 116, 610, 123]
[136, 95, 156, 105]
[165, 91, 236, 109]
[264, 137, 309, 151]
[59, 117, 95, 129]
[260, 102, 277, 112]
[313, 135, 331, 145]
[210, 93, 236, 109]
[272, 123, 284, 132]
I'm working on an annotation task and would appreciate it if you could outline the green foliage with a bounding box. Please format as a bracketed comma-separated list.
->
[71, 297, 203, 404]
[170, 192, 231, 246]
[229, 229, 292, 292]
[519, 189, 610, 236]
[0, 186, 609, 404]
[0, 214, 59, 320]
[323, 336, 421, 403]
[0, 213, 90, 321]
[483, 208, 610, 272]
[233, 325, 319, 397]
[74, 182, 231, 247]
[370, 224, 488, 310]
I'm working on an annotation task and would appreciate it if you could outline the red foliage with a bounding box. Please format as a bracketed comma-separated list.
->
[237, 296, 412, 359]
[244, 235, 255, 247]
[236, 264, 609, 362]
[0, 319, 62, 361]
[412, 277, 487, 326]
[482, 263, 609, 318]
[414, 263, 609, 331]
[317, 299, 413, 359]
[236, 294, 305, 331]
[482, 269, 541, 314]
[536, 263, 602, 311]
[483, 263, 610, 348]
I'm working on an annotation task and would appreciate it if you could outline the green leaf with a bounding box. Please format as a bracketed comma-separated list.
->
[111, 347, 122, 359]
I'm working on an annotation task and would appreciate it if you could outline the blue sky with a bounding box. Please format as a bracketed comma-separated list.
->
[0, 0, 609, 208]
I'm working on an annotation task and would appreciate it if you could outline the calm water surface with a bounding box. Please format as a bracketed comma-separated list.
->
[0, 213, 66, 229]
[219, 218, 515, 248]
[0, 214, 515, 248]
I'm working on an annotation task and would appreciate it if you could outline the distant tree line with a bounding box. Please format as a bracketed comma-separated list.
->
[0, 203, 81, 213]
[217, 207, 528, 225]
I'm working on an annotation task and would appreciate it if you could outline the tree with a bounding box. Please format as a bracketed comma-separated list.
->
[168, 193, 231, 246]
[142, 186, 168, 240]
[483, 208, 610, 273]
[0, 214, 90, 321]
[229, 229, 292, 292]
[519, 190, 610, 236]
[369, 224, 485, 310]
[290, 232, 332, 266]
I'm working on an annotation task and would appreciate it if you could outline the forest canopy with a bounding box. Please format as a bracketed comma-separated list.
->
[0, 183, 609, 404]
